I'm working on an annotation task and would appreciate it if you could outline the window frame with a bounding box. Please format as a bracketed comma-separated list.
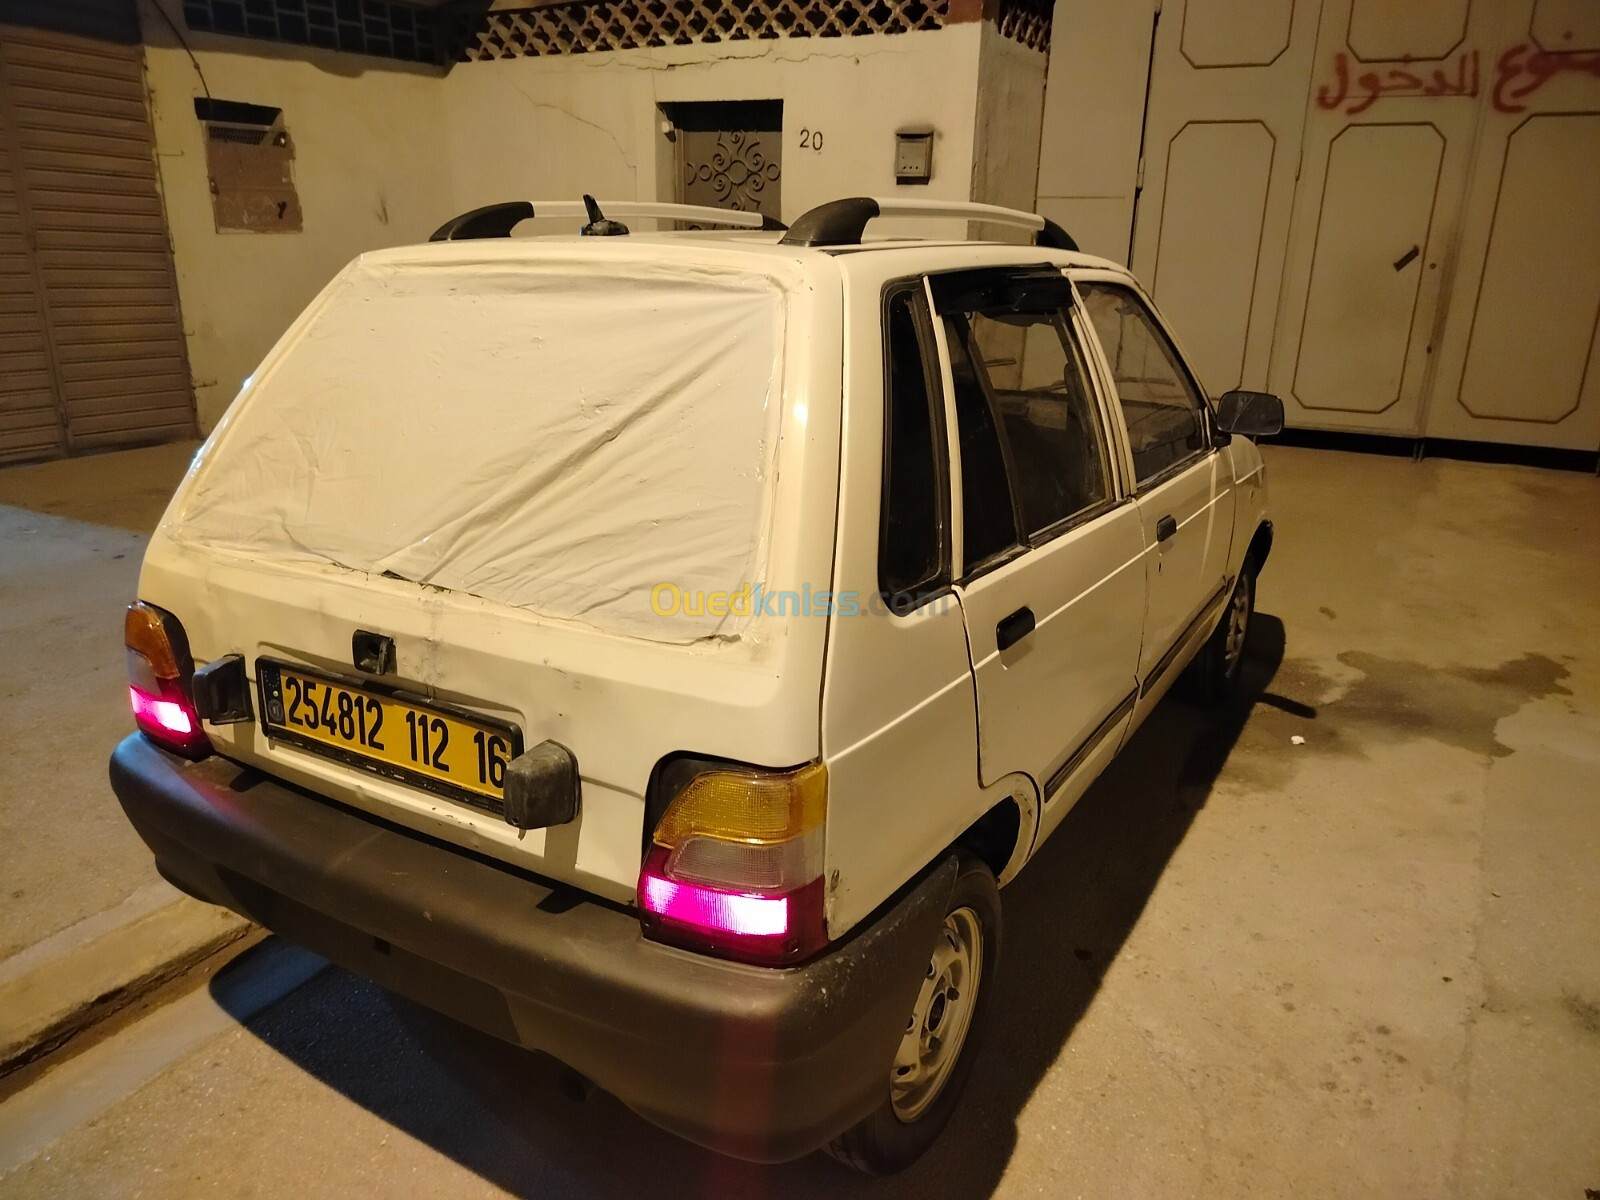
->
[923, 266, 1125, 584]
[942, 310, 1029, 552]
[1073, 276, 1218, 494]
[876, 278, 954, 613]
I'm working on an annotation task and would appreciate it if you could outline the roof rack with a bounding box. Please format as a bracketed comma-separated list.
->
[429, 199, 787, 242]
[778, 197, 1078, 252]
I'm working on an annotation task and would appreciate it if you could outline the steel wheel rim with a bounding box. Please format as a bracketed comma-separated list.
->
[890, 906, 982, 1123]
[1223, 580, 1250, 672]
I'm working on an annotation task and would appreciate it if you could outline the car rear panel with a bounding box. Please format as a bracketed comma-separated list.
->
[137, 546, 824, 901]
[136, 241, 844, 904]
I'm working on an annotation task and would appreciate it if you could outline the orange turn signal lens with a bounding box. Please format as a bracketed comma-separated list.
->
[650, 761, 826, 848]
[640, 760, 829, 965]
[125, 602, 183, 680]
[124, 601, 210, 759]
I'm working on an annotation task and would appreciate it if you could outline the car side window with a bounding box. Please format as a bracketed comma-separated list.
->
[878, 286, 950, 605]
[1079, 282, 1208, 486]
[950, 308, 1112, 539]
[943, 313, 1022, 571]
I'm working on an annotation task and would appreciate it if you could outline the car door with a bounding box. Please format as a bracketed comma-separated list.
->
[1075, 276, 1234, 715]
[933, 267, 1146, 822]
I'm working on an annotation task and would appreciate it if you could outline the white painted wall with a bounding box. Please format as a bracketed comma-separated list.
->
[439, 27, 985, 242]
[1035, 0, 1154, 264]
[140, 17, 995, 430]
[139, 0, 453, 429]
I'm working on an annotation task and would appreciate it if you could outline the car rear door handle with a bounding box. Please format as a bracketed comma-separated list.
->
[1156, 514, 1179, 543]
[996, 606, 1035, 651]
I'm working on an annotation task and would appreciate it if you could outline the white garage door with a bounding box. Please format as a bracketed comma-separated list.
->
[1132, 0, 1600, 451]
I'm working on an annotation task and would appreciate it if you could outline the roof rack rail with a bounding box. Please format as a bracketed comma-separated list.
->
[778, 197, 1078, 252]
[429, 200, 787, 242]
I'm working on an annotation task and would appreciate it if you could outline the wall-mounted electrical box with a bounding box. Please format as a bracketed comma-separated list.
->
[895, 128, 933, 185]
[194, 98, 302, 233]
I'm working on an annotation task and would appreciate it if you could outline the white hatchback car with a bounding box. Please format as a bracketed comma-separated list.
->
[112, 196, 1281, 1174]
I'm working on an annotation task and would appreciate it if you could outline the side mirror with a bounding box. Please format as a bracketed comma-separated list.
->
[1215, 389, 1285, 438]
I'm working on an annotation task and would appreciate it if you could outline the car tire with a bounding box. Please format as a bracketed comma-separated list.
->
[1187, 558, 1256, 706]
[825, 853, 1001, 1176]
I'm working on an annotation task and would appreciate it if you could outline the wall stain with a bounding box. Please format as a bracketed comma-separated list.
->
[1565, 991, 1600, 1036]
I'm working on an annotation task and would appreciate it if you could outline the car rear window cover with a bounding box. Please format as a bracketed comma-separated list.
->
[169, 253, 786, 643]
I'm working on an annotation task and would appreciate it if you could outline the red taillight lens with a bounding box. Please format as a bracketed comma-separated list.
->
[125, 602, 211, 759]
[637, 761, 828, 966]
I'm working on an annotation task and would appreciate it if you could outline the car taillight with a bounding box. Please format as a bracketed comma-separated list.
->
[125, 602, 212, 759]
[637, 760, 828, 966]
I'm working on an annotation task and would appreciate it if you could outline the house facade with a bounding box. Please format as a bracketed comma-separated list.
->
[1, 0, 1596, 459]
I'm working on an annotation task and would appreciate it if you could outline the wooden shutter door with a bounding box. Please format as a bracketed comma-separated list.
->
[0, 23, 194, 462]
[0, 53, 61, 463]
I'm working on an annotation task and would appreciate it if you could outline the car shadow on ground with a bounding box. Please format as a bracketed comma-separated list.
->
[219, 615, 1289, 1199]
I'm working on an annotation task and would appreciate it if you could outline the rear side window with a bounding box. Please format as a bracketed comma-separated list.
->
[958, 309, 1110, 537]
[878, 286, 949, 605]
[943, 314, 1021, 570]
[1079, 282, 1208, 485]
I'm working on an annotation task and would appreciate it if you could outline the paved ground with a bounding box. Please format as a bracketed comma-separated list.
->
[1, 445, 1597, 1198]
[0, 442, 247, 1072]
[0, 442, 199, 960]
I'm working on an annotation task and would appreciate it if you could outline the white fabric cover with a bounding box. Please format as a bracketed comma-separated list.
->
[171, 253, 786, 642]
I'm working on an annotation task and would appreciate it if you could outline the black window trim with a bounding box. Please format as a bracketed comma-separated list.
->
[927, 264, 1076, 317]
[1023, 494, 1131, 549]
[944, 310, 1029, 551]
[876, 278, 954, 615]
[1076, 278, 1220, 496]
[956, 542, 1030, 588]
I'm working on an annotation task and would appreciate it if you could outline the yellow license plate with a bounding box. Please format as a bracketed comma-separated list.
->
[257, 659, 521, 812]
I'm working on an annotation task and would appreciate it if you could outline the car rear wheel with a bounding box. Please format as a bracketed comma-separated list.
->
[825, 853, 1001, 1175]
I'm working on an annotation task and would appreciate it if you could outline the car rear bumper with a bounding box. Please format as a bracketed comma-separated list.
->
[108, 734, 954, 1162]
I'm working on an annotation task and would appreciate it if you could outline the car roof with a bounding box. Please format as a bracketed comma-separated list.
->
[361, 230, 1129, 280]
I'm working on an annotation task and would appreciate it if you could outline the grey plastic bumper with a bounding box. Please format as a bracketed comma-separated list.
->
[108, 734, 954, 1162]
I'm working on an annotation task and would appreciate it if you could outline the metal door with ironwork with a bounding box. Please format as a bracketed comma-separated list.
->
[666, 100, 782, 226]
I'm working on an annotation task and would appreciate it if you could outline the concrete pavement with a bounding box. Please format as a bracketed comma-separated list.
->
[0, 443, 250, 1072]
[0, 445, 1597, 1198]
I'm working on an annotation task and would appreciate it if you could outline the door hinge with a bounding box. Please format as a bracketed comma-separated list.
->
[1136, 156, 1145, 190]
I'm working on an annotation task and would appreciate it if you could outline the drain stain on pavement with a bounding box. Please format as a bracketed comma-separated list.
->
[1242, 651, 1571, 763]
[1564, 992, 1600, 1036]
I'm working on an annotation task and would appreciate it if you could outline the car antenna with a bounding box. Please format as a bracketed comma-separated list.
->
[580, 195, 629, 237]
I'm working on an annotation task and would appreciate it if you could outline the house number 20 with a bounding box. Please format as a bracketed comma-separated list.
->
[799, 128, 824, 152]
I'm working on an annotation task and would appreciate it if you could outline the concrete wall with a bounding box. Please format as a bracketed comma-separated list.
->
[139, 0, 453, 428]
[1035, 0, 1154, 264]
[969, 22, 1046, 243]
[139, 14, 1044, 432]
[439, 26, 985, 242]
[140, 0, 454, 428]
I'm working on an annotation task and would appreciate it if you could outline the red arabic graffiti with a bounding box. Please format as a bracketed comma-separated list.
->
[1316, 44, 1600, 116]
[1316, 50, 1479, 113]
[1492, 43, 1600, 113]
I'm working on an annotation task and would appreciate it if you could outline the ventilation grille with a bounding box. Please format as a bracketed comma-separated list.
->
[179, 0, 1049, 63]
[996, 0, 1051, 52]
[206, 123, 270, 145]
[181, 0, 441, 63]
[453, 0, 950, 60]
